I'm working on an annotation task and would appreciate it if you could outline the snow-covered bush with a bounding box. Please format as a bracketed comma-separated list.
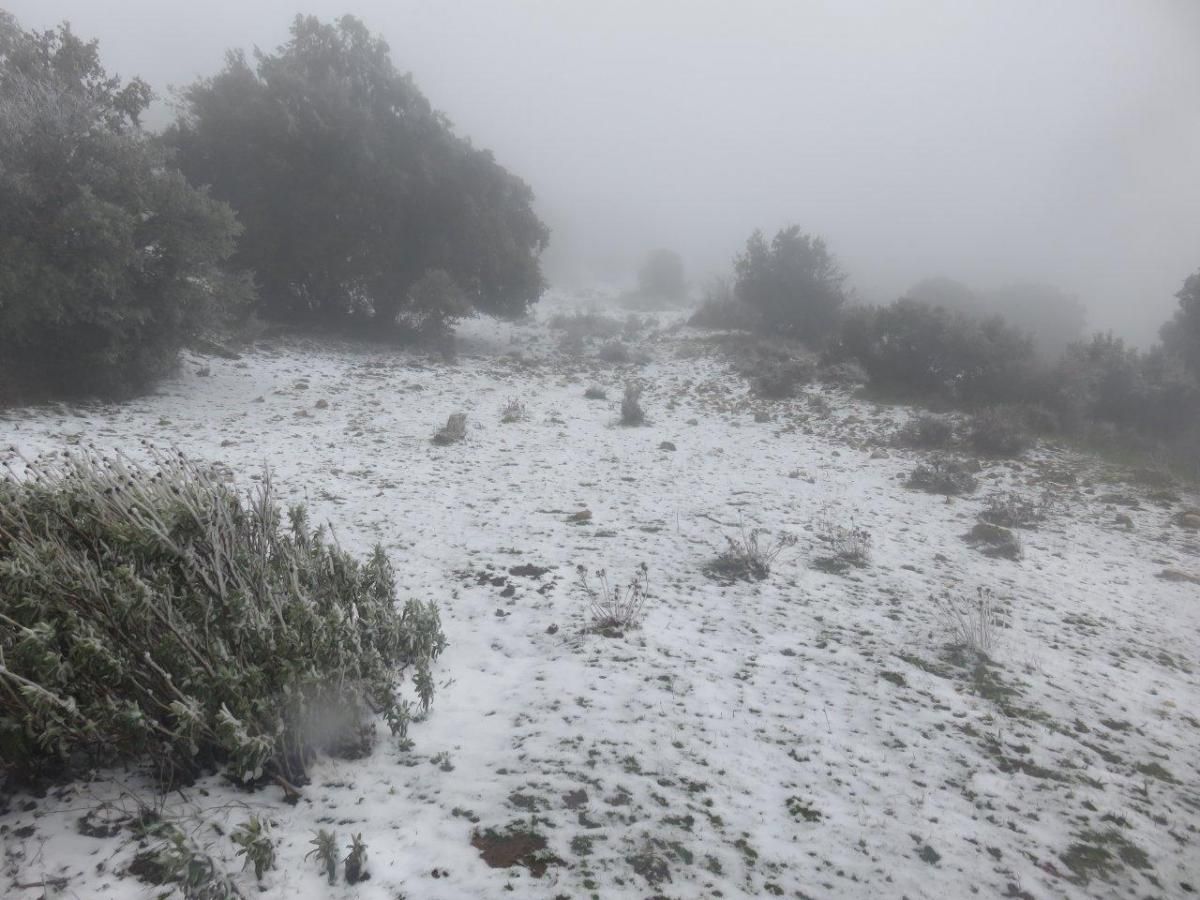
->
[577, 563, 649, 632]
[895, 413, 955, 449]
[906, 457, 979, 495]
[967, 407, 1032, 457]
[0, 450, 445, 787]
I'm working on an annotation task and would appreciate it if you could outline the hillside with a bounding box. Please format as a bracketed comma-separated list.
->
[2, 297, 1198, 899]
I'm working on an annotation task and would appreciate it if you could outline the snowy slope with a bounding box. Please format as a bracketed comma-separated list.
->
[2, 297, 1198, 899]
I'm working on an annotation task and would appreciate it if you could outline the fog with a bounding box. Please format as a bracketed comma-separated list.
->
[9, 0, 1198, 344]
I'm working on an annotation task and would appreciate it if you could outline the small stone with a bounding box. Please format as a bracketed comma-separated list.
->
[658, 441, 676, 451]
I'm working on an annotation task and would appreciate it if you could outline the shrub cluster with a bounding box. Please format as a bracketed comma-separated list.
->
[834, 300, 1038, 406]
[966, 407, 1033, 457]
[0, 451, 445, 786]
[895, 414, 956, 450]
[907, 457, 979, 495]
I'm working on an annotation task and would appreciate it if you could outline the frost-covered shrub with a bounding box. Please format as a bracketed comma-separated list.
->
[750, 359, 815, 399]
[896, 414, 956, 449]
[980, 492, 1045, 529]
[547, 311, 622, 341]
[967, 407, 1032, 457]
[907, 456, 979, 495]
[0, 451, 445, 786]
[836, 300, 1036, 405]
[688, 276, 759, 331]
[597, 341, 631, 363]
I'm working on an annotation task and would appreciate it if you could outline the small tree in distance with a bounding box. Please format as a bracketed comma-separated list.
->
[169, 14, 549, 334]
[734, 226, 848, 344]
[1162, 270, 1200, 375]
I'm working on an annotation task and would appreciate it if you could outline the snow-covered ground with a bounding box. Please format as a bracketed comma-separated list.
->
[2, 296, 1199, 899]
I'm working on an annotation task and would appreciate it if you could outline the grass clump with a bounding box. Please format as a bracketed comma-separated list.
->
[935, 587, 1000, 658]
[500, 398, 527, 423]
[0, 450, 446, 788]
[577, 563, 649, 633]
[706, 526, 797, 582]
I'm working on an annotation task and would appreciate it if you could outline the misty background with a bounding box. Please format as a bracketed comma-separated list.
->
[8, 0, 1198, 345]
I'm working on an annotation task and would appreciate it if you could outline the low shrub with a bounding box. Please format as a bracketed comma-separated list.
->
[751, 359, 815, 399]
[597, 342, 631, 363]
[547, 311, 622, 341]
[688, 277, 758, 331]
[0, 450, 445, 787]
[896, 414, 956, 449]
[967, 407, 1032, 457]
[620, 382, 645, 426]
[835, 300, 1037, 406]
[980, 492, 1046, 529]
[818, 359, 868, 388]
[907, 456, 979, 495]
[827, 523, 872, 566]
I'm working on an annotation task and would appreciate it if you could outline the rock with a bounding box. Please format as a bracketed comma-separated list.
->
[870, 449, 890, 459]
[963, 521, 1023, 560]
[658, 441, 676, 451]
[315, 398, 329, 409]
[754, 411, 771, 423]
[1114, 513, 1133, 529]
[432, 412, 467, 445]
[545, 624, 559, 635]
[1171, 509, 1200, 530]
[567, 509, 592, 524]
[1157, 569, 1200, 585]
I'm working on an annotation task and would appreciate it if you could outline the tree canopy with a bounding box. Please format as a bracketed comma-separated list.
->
[0, 13, 250, 400]
[1161, 270, 1200, 375]
[169, 15, 549, 332]
[733, 226, 847, 343]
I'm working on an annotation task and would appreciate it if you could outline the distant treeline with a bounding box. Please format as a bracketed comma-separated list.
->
[691, 226, 1200, 476]
[0, 13, 548, 401]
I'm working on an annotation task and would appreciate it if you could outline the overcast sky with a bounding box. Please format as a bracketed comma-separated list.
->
[8, 0, 1199, 343]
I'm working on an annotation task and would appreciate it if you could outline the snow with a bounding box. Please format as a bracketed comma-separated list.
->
[2, 294, 1199, 899]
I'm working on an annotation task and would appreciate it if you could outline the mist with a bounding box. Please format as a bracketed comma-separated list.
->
[7, 0, 1199, 343]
